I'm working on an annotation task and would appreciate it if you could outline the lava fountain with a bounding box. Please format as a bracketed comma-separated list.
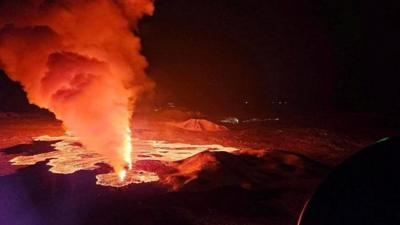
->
[0, 0, 155, 177]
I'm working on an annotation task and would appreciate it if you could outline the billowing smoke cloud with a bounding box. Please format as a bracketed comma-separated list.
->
[0, 0, 154, 175]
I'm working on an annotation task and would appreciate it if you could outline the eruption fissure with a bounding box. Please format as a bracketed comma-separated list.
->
[0, 0, 155, 177]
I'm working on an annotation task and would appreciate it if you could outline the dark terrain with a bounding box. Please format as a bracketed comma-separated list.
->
[0, 111, 398, 225]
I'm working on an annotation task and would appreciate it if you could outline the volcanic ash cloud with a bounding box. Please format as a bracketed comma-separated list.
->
[0, 0, 155, 174]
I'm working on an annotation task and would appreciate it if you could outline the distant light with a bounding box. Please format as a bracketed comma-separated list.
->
[376, 137, 390, 143]
[221, 117, 240, 124]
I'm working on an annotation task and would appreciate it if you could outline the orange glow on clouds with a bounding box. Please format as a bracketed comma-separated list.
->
[0, 0, 154, 174]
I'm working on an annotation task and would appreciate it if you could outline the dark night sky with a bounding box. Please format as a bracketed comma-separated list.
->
[1, 0, 400, 115]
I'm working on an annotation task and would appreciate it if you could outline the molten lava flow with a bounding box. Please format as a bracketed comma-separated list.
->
[10, 134, 239, 187]
[0, 0, 154, 176]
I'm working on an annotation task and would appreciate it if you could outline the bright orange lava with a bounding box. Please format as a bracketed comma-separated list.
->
[10, 134, 239, 187]
[118, 169, 127, 182]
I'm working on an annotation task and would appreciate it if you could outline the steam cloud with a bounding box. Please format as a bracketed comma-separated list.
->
[0, 0, 154, 174]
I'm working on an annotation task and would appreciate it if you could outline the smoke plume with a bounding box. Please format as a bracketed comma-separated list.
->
[0, 0, 154, 174]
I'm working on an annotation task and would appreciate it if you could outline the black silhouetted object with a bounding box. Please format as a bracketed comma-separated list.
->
[298, 137, 400, 225]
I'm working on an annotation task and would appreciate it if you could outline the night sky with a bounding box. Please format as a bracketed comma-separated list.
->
[1, 0, 399, 115]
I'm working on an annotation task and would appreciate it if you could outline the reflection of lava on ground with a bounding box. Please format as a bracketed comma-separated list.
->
[0, 112, 397, 225]
[10, 134, 238, 187]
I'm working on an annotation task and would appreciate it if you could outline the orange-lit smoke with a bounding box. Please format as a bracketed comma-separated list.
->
[0, 0, 154, 174]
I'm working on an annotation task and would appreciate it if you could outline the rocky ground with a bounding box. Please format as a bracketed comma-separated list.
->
[0, 110, 398, 225]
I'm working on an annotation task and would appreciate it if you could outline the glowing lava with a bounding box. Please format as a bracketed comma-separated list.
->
[10, 134, 239, 187]
[119, 169, 127, 182]
[124, 127, 133, 170]
[0, 0, 155, 178]
[97, 170, 159, 188]
[119, 127, 133, 181]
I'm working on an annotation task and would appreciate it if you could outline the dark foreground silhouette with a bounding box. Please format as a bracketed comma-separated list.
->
[299, 137, 400, 225]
